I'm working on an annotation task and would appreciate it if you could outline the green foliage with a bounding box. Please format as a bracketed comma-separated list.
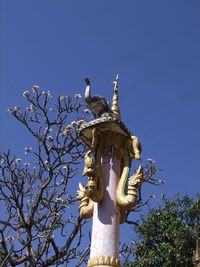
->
[124, 194, 200, 267]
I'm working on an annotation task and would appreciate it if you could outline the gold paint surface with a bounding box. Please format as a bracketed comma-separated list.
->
[88, 256, 120, 267]
[111, 74, 120, 119]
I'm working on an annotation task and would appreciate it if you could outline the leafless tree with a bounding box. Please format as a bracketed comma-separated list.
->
[0, 87, 90, 266]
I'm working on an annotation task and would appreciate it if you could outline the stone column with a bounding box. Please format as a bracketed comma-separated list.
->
[88, 149, 121, 267]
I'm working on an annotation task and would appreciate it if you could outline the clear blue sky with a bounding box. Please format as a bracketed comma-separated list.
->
[0, 0, 200, 255]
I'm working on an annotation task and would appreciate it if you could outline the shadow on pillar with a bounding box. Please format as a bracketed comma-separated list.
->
[98, 153, 120, 225]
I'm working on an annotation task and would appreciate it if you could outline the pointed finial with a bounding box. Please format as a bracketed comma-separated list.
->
[115, 74, 119, 84]
[111, 74, 121, 119]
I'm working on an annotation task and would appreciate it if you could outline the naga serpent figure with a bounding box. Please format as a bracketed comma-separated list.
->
[116, 145, 143, 223]
[116, 136, 143, 223]
[77, 182, 94, 218]
[77, 128, 104, 218]
[77, 131, 143, 221]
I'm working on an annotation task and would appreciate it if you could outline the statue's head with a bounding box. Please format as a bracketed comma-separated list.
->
[82, 154, 96, 176]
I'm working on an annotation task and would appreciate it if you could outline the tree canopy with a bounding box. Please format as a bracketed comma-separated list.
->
[123, 194, 200, 267]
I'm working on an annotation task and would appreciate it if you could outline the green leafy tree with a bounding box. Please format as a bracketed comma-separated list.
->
[123, 194, 200, 267]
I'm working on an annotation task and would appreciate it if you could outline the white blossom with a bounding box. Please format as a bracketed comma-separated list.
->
[74, 93, 81, 99]
[63, 166, 68, 170]
[7, 106, 20, 113]
[23, 91, 29, 97]
[32, 85, 39, 92]
[24, 162, 30, 167]
[46, 144, 52, 152]
[1, 159, 5, 164]
[47, 92, 52, 99]
[42, 90, 52, 99]
[147, 158, 155, 164]
[158, 179, 166, 184]
[24, 147, 32, 154]
[60, 132, 65, 137]
[16, 158, 22, 164]
[47, 135, 53, 142]
[61, 125, 73, 136]
[14, 106, 20, 111]
[7, 107, 13, 113]
[71, 121, 76, 126]
[26, 104, 35, 112]
[84, 108, 90, 113]
[59, 96, 65, 101]
[45, 127, 53, 134]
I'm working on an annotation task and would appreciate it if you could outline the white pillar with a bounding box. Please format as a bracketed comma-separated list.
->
[88, 149, 121, 267]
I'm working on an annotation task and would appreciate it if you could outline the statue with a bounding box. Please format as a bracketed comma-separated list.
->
[84, 78, 113, 118]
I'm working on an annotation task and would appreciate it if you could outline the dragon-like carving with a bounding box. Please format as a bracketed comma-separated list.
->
[77, 131, 143, 221]
[77, 128, 104, 218]
[77, 182, 94, 218]
[116, 138, 143, 223]
[128, 135, 142, 160]
[82, 151, 104, 203]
